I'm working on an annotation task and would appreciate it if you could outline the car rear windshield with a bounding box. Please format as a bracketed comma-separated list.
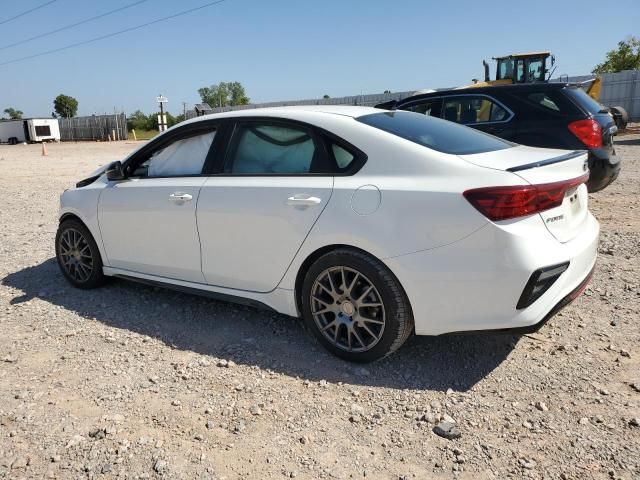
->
[357, 111, 513, 155]
[564, 87, 608, 115]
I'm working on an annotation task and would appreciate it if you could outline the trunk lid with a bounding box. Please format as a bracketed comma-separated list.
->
[461, 145, 590, 243]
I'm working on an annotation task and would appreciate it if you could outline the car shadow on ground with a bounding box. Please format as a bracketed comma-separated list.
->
[3, 259, 520, 392]
[614, 136, 640, 146]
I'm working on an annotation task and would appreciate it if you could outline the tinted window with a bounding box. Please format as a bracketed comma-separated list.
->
[357, 111, 513, 155]
[136, 130, 215, 177]
[226, 124, 315, 174]
[565, 87, 607, 115]
[331, 143, 355, 169]
[527, 92, 560, 111]
[442, 97, 508, 124]
[35, 125, 51, 136]
[407, 99, 439, 116]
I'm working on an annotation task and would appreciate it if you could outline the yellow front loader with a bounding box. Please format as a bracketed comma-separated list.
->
[466, 52, 628, 130]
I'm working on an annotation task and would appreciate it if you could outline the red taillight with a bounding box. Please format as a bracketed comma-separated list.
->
[568, 118, 602, 149]
[463, 173, 589, 221]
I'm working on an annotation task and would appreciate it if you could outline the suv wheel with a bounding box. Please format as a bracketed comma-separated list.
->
[301, 249, 413, 362]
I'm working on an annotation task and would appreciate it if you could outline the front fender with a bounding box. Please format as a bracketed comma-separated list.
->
[59, 179, 109, 266]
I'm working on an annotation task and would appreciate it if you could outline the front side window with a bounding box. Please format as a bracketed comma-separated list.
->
[136, 130, 216, 177]
[225, 124, 316, 174]
[357, 111, 513, 155]
[442, 97, 508, 125]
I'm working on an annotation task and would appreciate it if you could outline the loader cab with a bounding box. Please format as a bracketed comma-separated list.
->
[494, 52, 554, 83]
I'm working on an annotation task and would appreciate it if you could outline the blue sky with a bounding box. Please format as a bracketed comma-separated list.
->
[1, 0, 638, 117]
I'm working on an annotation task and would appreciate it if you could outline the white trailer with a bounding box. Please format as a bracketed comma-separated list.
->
[0, 118, 60, 144]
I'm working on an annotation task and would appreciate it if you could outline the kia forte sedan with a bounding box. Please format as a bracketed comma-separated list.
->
[56, 106, 598, 362]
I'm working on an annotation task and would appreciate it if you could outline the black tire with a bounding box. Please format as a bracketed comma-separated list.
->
[300, 248, 414, 362]
[609, 106, 628, 132]
[55, 219, 106, 289]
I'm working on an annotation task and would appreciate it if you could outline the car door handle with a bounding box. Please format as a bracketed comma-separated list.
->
[286, 195, 322, 207]
[169, 192, 193, 203]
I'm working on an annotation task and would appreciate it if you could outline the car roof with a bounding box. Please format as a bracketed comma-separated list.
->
[180, 105, 382, 126]
[396, 82, 571, 103]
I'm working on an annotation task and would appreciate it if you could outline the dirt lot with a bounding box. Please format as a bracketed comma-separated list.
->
[0, 135, 638, 480]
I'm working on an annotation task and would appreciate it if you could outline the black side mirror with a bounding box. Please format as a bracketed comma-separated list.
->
[105, 161, 126, 181]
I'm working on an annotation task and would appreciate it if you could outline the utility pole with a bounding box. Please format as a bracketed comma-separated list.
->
[156, 94, 168, 132]
[182, 102, 187, 121]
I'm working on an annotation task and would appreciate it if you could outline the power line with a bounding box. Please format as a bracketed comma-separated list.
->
[0, 0, 229, 67]
[0, 0, 150, 52]
[0, 0, 58, 26]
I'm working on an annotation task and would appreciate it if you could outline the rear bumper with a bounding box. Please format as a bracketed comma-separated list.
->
[587, 150, 621, 192]
[484, 263, 595, 334]
[384, 213, 599, 336]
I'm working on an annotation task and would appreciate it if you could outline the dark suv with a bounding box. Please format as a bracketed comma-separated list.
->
[378, 83, 620, 192]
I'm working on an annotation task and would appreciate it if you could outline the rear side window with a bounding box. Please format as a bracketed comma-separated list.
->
[516, 89, 579, 116]
[564, 87, 607, 115]
[225, 124, 316, 174]
[442, 96, 508, 124]
[357, 111, 513, 155]
[527, 93, 560, 111]
[331, 143, 355, 169]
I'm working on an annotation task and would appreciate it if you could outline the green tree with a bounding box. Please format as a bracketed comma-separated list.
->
[593, 37, 640, 74]
[198, 81, 249, 107]
[323, 94, 330, 99]
[53, 94, 79, 118]
[383, 90, 391, 94]
[3, 107, 23, 119]
[127, 110, 149, 131]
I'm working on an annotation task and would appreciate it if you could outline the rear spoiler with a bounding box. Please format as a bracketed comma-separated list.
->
[507, 150, 587, 173]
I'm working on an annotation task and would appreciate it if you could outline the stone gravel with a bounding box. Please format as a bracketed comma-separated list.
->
[0, 134, 638, 479]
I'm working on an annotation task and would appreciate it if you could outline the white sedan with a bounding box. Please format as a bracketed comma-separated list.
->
[56, 106, 599, 362]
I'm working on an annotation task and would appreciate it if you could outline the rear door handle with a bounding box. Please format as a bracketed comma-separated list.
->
[169, 192, 193, 203]
[286, 195, 322, 207]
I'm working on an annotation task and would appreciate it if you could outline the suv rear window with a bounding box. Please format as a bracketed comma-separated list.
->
[357, 111, 513, 155]
[565, 87, 607, 115]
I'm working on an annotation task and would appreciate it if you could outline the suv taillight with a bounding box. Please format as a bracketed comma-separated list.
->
[463, 173, 589, 221]
[568, 118, 602, 149]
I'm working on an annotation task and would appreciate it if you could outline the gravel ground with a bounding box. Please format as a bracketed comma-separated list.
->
[0, 135, 638, 480]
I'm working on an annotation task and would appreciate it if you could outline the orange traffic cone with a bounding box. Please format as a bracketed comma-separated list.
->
[41, 142, 48, 156]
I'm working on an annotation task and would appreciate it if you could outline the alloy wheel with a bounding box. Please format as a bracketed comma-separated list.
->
[310, 266, 386, 352]
[58, 227, 94, 283]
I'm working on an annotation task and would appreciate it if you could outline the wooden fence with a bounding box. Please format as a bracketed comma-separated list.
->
[58, 113, 127, 141]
